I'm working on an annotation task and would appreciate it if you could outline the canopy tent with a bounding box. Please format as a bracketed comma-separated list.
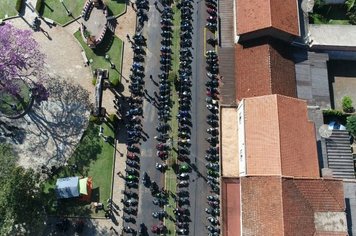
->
[55, 177, 80, 199]
[79, 177, 93, 202]
[55, 176, 93, 201]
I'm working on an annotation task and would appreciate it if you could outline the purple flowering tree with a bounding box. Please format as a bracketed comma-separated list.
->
[0, 23, 48, 106]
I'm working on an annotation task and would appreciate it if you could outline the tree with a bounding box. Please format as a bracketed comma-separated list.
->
[0, 23, 48, 104]
[0, 145, 45, 235]
[346, 0, 355, 11]
[342, 96, 354, 113]
[346, 115, 356, 139]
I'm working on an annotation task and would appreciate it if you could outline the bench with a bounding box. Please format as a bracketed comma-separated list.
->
[43, 17, 55, 26]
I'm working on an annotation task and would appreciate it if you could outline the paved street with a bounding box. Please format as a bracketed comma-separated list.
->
[189, 0, 211, 235]
[126, 0, 213, 233]
[135, 0, 164, 231]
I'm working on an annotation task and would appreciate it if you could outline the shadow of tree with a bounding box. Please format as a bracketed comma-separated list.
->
[22, 77, 93, 169]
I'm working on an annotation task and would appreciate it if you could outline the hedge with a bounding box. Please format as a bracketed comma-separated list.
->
[323, 109, 345, 117]
[35, 0, 43, 15]
[15, 0, 23, 13]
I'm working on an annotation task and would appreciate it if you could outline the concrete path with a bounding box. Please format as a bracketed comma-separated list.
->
[22, 0, 39, 24]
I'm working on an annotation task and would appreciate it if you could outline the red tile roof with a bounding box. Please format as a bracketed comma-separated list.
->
[243, 94, 319, 177]
[235, 38, 297, 101]
[240, 177, 346, 236]
[236, 0, 300, 37]
[222, 178, 241, 236]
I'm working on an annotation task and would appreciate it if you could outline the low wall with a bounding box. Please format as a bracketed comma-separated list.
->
[324, 0, 345, 4]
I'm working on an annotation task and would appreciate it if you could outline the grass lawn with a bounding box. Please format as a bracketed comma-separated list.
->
[41, 0, 126, 25]
[74, 30, 123, 84]
[164, 4, 181, 234]
[41, 0, 85, 25]
[0, 80, 31, 117]
[0, 0, 18, 19]
[104, 0, 127, 16]
[42, 120, 116, 217]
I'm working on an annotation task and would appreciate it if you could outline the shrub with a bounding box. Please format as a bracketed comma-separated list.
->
[92, 78, 97, 86]
[110, 78, 120, 87]
[346, 0, 355, 11]
[346, 115, 356, 138]
[89, 115, 102, 124]
[35, 0, 43, 14]
[322, 109, 344, 117]
[342, 96, 354, 113]
[15, 0, 23, 13]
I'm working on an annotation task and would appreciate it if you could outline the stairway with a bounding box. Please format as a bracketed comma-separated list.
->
[326, 130, 355, 179]
[219, 0, 234, 47]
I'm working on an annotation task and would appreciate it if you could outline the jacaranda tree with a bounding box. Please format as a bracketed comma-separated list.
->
[0, 23, 49, 105]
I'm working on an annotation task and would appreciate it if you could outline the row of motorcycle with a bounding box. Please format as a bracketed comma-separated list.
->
[204, 49, 221, 236]
[204, 0, 221, 234]
[122, 31, 147, 235]
[171, 0, 197, 234]
[136, 0, 149, 27]
[143, 5, 176, 235]
[206, 0, 218, 32]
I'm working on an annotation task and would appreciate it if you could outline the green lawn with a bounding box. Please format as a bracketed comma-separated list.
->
[74, 30, 123, 84]
[42, 120, 116, 217]
[0, 0, 18, 19]
[105, 0, 127, 16]
[164, 4, 181, 235]
[41, 0, 85, 25]
[40, 0, 126, 25]
[0, 80, 31, 117]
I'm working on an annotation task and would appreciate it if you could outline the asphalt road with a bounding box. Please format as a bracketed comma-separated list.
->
[188, 0, 211, 235]
[135, 0, 165, 232]
[129, 0, 212, 234]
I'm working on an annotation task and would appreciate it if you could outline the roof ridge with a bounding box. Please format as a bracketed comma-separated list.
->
[268, 44, 273, 92]
[279, 177, 286, 235]
[290, 179, 315, 210]
[276, 95, 282, 175]
[321, 179, 344, 211]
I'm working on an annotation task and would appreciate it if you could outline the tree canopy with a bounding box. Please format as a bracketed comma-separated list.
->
[0, 23, 48, 103]
[0, 144, 45, 235]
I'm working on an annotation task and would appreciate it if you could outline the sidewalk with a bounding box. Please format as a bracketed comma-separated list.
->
[22, 0, 39, 24]
[108, 4, 137, 233]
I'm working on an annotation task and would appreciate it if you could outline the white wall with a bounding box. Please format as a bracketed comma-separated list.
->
[237, 101, 246, 176]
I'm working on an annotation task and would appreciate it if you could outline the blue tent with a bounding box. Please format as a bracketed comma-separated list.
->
[55, 177, 80, 199]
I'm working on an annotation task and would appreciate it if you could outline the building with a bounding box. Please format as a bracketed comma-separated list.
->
[222, 177, 347, 236]
[236, 0, 300, 42]
[219, 0, 352, 234]
[221, 95, 347, 236]
[237, 94, 319, 177]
